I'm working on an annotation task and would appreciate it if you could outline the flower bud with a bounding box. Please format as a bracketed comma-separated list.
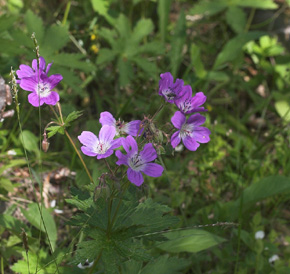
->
[42, 133, 50, 152]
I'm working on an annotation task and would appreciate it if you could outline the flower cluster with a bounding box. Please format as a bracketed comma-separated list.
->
[78, 111, 163, 186]
[17, 56, 62, 107]
[159, 72, 211, 151]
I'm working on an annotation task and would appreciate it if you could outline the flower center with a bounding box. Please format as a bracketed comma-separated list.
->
[180, 99, 192, 113]
[162, 88, 176, 101]
[180, 123, 193, 139]
[129, 153, 144, 171]
[37, 82, 51, 98]
[94, 141, 110, 154]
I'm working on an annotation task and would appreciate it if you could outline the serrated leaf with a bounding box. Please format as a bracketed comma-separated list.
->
[118, 57, 134, 87]
[157, 229, 226, 253]
[41, 24, 70, 55]
[133, 57, 158, 77]
[137, 41, 165, 55]
[51, 53, 95, 72]
[115, 14, 131, 40]
[97, 48, 118, 65]
[0, 39, 26, 55]
[90, 0, 109, 16]
[99, 27, 118, 47]
[64, 110, 83, 124]
[226, 6, 246, 34]
[0, 214, 30, 234]
[24, 10, 45, 44]
[140, 255, 190, 274]
[73, 230, 105, 264]
[46, 125, 64, 138]
[130, 18, 154, 45]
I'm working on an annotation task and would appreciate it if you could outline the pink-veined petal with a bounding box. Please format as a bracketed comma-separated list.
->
[99, 111, 116, 127]
[99, 125, 116, 143]
[81, 146, 98, 157]
[78, 131, 98, 147]
[193, 127, 211, 143]
[171, 111, 186, 129]
[140, 143, 157, 162]
[142, 163, 164, 177]
[127, 168, 144, 186]
[42, 91, 59, 105]
[183, 136, 200, 151]
[170, 131, 181, 148]
[122, 135, 138, 154]
[187, 113, 206, 126]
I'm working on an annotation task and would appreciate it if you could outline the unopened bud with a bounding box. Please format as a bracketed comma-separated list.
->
[42, 133, 50, 152]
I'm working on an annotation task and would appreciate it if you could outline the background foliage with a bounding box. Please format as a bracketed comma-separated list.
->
[1, 0, 290, 273]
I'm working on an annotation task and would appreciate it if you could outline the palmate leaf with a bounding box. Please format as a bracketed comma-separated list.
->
[98, 28, 118, 48]
[0, 14, 18, 33]
[64, 110, 83, 124]
[24, 10, 45, 43]
[130, 18, 154, 45]
[129, 198, 179, 235]
[97, 48, 118, 65]
[46, 125, 64, 138]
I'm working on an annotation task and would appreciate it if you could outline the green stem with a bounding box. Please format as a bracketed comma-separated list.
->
[88, 250, 103, 274]
[49, 105, 94, 184]
[65, 130, 94, 184]
[62, 0, 71, 26]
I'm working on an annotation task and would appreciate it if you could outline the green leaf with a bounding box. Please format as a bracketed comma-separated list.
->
[207, 71, 230, 82]
[0, 214, 29, 234]
[19, 130, 39, 153]
[225, 176, 290, 220]
[118, 57, 134, 87]
[190, 0, 227, 16]
[46, 126, 64, 138]
[64, 110, 83, 124]
[275, 101, 290, 122]
[90, 0, 109, 16]
[115, 14, 131, 40]
[21, 203, 57, 251]
[97, 48, 117, 65]
[41, 24, 70, 55]
[170, 10, 186, 77]
[137, 41, 165, 55]
[133, 57, 158, 77]
[99, 27, 118, 48]
[0, 178, 14, 192]
[51, 53, 95, 72]
[236, 0, 278, 9]
[140, 255, 190, 274]
[226, 6, 246, 34]
[157, 229, 226, 253]
[158, 0, 172, 42]
[0, 38, 26, 55]
[130, 18, 154, 45]
[190, 44, 207, 79]
[0, 159, 26, 175]
[24, 10, 45, 44]
[0, 14, 18, 33]
[214, 31, 265, 69]
[129, 198, 179, 235]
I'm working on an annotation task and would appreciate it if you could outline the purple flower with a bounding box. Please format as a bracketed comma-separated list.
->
[159, 72, 185, 103]
[16, 56, 52, 83]
[20, 72, 62, 107]
[171, 111, 210, 151]
[100, 111, 143, 136]
[174, 86, 207, 115]
[115, 136, 164, 186]
[78, 125, 123, 160]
